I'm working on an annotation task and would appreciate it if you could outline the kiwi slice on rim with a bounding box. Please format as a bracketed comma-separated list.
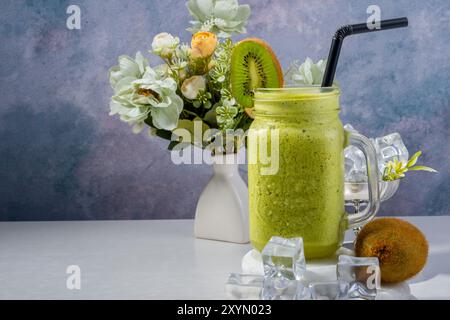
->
[230, 38, 284, 113]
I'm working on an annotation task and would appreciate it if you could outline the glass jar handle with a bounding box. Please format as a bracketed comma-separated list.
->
[345, 131, 380, 229]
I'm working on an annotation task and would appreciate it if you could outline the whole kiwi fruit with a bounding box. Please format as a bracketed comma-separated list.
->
[355, 218, 428, 283]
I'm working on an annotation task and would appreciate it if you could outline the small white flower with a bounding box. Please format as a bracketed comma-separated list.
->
[181, 76, 206, 100]
[151, 32, 180, 58]
[171, 58, 188, 71]
[176, 44, 192, 60]
[216, 98, 238, 128]
[153, 63, 170, 77]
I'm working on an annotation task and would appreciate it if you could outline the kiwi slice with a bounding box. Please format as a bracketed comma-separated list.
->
[230, 38, 284, 110]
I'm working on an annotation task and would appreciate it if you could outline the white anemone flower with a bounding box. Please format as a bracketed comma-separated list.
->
[109, 53, 183, 133]
[186, 0, 251, 38]
[109, 52, 148, 91]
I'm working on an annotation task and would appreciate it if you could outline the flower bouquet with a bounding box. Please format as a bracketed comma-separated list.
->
[108, 0, 328, 155]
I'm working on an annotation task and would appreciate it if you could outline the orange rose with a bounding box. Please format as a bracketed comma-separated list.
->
[191, 32, 218, 59]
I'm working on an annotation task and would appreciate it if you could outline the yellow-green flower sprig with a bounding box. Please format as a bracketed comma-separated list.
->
[383, 151, 438, 181]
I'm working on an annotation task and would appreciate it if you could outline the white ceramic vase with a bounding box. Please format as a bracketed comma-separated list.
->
[195, 153, 249, 244]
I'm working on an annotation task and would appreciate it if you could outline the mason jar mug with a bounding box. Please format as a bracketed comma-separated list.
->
[248, 87, 380, 259]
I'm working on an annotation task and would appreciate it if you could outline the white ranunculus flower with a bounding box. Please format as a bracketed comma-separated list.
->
[151, 32, 180, 58]
[181, 76, 206, 100]
[109, 53, 183, 133]
[287, 57, 327, 86]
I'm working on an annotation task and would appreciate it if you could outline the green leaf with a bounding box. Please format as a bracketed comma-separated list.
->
[175, 117, 210, 147]
[408, 165, 438, 173]
[168, 140, 180, 151]
[406, 151, 422, 168]
[154, 129, 173, 141]
[203, 105, 218, 127]
[144, 115, 154, 127]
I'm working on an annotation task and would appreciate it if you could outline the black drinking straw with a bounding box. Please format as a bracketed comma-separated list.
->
[322, 17, 409, 87]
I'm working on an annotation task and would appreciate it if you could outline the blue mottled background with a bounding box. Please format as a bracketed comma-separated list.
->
[0, 0, 449, 221]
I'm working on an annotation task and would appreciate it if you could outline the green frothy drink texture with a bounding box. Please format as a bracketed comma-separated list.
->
[248, 88, 346, 259]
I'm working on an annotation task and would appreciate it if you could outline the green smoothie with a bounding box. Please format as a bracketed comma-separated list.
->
[248, 87, 346, 259]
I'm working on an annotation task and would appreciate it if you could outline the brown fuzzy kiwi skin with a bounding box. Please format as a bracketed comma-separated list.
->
[355, 218, 428, 284]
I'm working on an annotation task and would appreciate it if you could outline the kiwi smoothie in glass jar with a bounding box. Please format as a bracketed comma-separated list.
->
[248, 87, 347, 259]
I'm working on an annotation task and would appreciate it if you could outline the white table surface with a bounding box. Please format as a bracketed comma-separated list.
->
[0, 217, 449, 300]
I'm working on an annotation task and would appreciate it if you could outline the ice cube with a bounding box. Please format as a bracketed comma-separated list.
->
[261, 277, 311, 300]
[309, 281, 350, 300]
[337, 255, 381, 300]
[225, 273, 264, 300]
[344, 145, 368, 183]
[345, 157, 354, 174]
[374, 133, 409, 173]
[262, 236, 306, 281]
